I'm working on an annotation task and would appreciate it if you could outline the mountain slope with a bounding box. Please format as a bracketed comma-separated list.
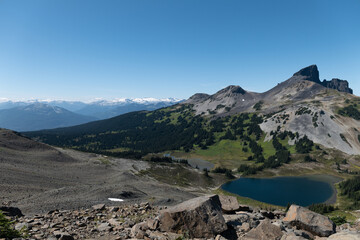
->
[0, 128, 195, 214]
[0, 103, 96, 131]
[24, 65, 360, 158]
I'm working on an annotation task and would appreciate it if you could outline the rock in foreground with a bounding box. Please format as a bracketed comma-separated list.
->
[6, 195, 360, 239]
[283, 205, 336, 237]
[158, 194, 227, 238]
[219, 195, 240, 213]
[243, 219, 283, 240]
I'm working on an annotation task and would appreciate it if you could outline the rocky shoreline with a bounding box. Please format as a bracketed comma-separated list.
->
[1, 195, 360, 240]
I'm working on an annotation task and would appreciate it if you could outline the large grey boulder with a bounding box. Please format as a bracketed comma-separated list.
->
[219, 195, 240, 213]
[243, 219, 284, 240]
[327, 231, 360, 240]
[283, 205, 335, 237]
[158, 195, 227, 238]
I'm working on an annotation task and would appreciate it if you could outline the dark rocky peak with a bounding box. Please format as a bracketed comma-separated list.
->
[293, 65, 321, 84]
[292, 65, 353, 94]
[215, 85, 246, 96]
[322, 78, 353, 94]
[188, 93, 210, 101]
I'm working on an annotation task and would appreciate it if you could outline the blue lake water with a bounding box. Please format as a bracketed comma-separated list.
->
[221, 175, 342, 207]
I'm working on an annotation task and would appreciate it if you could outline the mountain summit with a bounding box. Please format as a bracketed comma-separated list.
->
[293, 64, 321, 83]
[187, 65, 353, 117]
[292, 65, 352, 94]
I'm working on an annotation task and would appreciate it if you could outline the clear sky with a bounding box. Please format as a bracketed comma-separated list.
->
[0, 0, 359, 101]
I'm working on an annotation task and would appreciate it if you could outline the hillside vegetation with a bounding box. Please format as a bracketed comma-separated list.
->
[24, 65, 360, 177]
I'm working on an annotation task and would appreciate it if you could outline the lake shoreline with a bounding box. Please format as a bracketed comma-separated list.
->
[221, 174, 343, 207]
[305, 174, 343, 205]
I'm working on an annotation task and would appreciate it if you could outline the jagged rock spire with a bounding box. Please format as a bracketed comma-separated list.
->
[293, 65, 321, 84]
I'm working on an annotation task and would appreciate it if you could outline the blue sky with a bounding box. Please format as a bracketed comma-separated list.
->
[0, 0, 359, 101]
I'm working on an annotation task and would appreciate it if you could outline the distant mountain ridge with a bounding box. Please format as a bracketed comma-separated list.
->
[24, 65, 360, 157]
[75, 98, 182, 119]
[186, 65, 353, 116]
[0, 103, 96, 131]
[0, 98, 183, 120]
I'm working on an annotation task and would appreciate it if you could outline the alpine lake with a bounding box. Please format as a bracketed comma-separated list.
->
[221, 175, 342, 207]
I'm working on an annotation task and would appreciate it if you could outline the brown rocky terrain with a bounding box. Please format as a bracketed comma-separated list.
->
[0, 128, 196, 215]
[2, 195, 360, 240]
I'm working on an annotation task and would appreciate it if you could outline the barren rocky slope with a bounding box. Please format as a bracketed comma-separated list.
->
[3, 195, 360, 239]
[0, 129, 195, 215]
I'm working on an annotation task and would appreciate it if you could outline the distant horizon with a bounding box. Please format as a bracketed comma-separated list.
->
[1, 65, 359, 103]
[1, 1, 359, 99]
[0, 96, 184, 104]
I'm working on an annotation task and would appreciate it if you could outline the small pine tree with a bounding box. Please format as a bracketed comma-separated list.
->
[0, 211, 21, 239]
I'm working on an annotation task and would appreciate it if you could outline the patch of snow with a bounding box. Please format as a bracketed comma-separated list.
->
[108, 198, 124, 202]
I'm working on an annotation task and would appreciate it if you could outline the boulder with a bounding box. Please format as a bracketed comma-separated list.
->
[283, 205, 335, 237]
[15, 222, 29, 231]
[53, 231, 73, 240]
[147, 218, 159, 230]
[92, 204, 105, 211]
[327, 231, 360, 240]
[158, 195, 227, 238]
[281, 232, 307, 240]
[215, 235, 228, 240]
[97, 222, 112, 232]
[223, 213, 250, 227]
[131, 222, 148, 239]
[243, 219, 284, 240]
[108, 218, 121, 226]
[240, 222, 251, 232]
[219, 195, 240, 213]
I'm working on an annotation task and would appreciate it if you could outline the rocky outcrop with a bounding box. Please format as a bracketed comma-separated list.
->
[283, 205, 336, 237]
[293, 65, 321, 84]
[219, 195, 240, 213]
[158, 194, 227, 238]
[292, 65, 353, 94]
[322, 78, 353, 94]
[185, 93, 210, 104]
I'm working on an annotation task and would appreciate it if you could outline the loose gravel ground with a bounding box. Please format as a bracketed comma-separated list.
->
[0, 129, 195, 215]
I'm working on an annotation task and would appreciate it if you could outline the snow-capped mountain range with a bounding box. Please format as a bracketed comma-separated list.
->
[0, 97, 182, 109]
[0, 97, 183, 131]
